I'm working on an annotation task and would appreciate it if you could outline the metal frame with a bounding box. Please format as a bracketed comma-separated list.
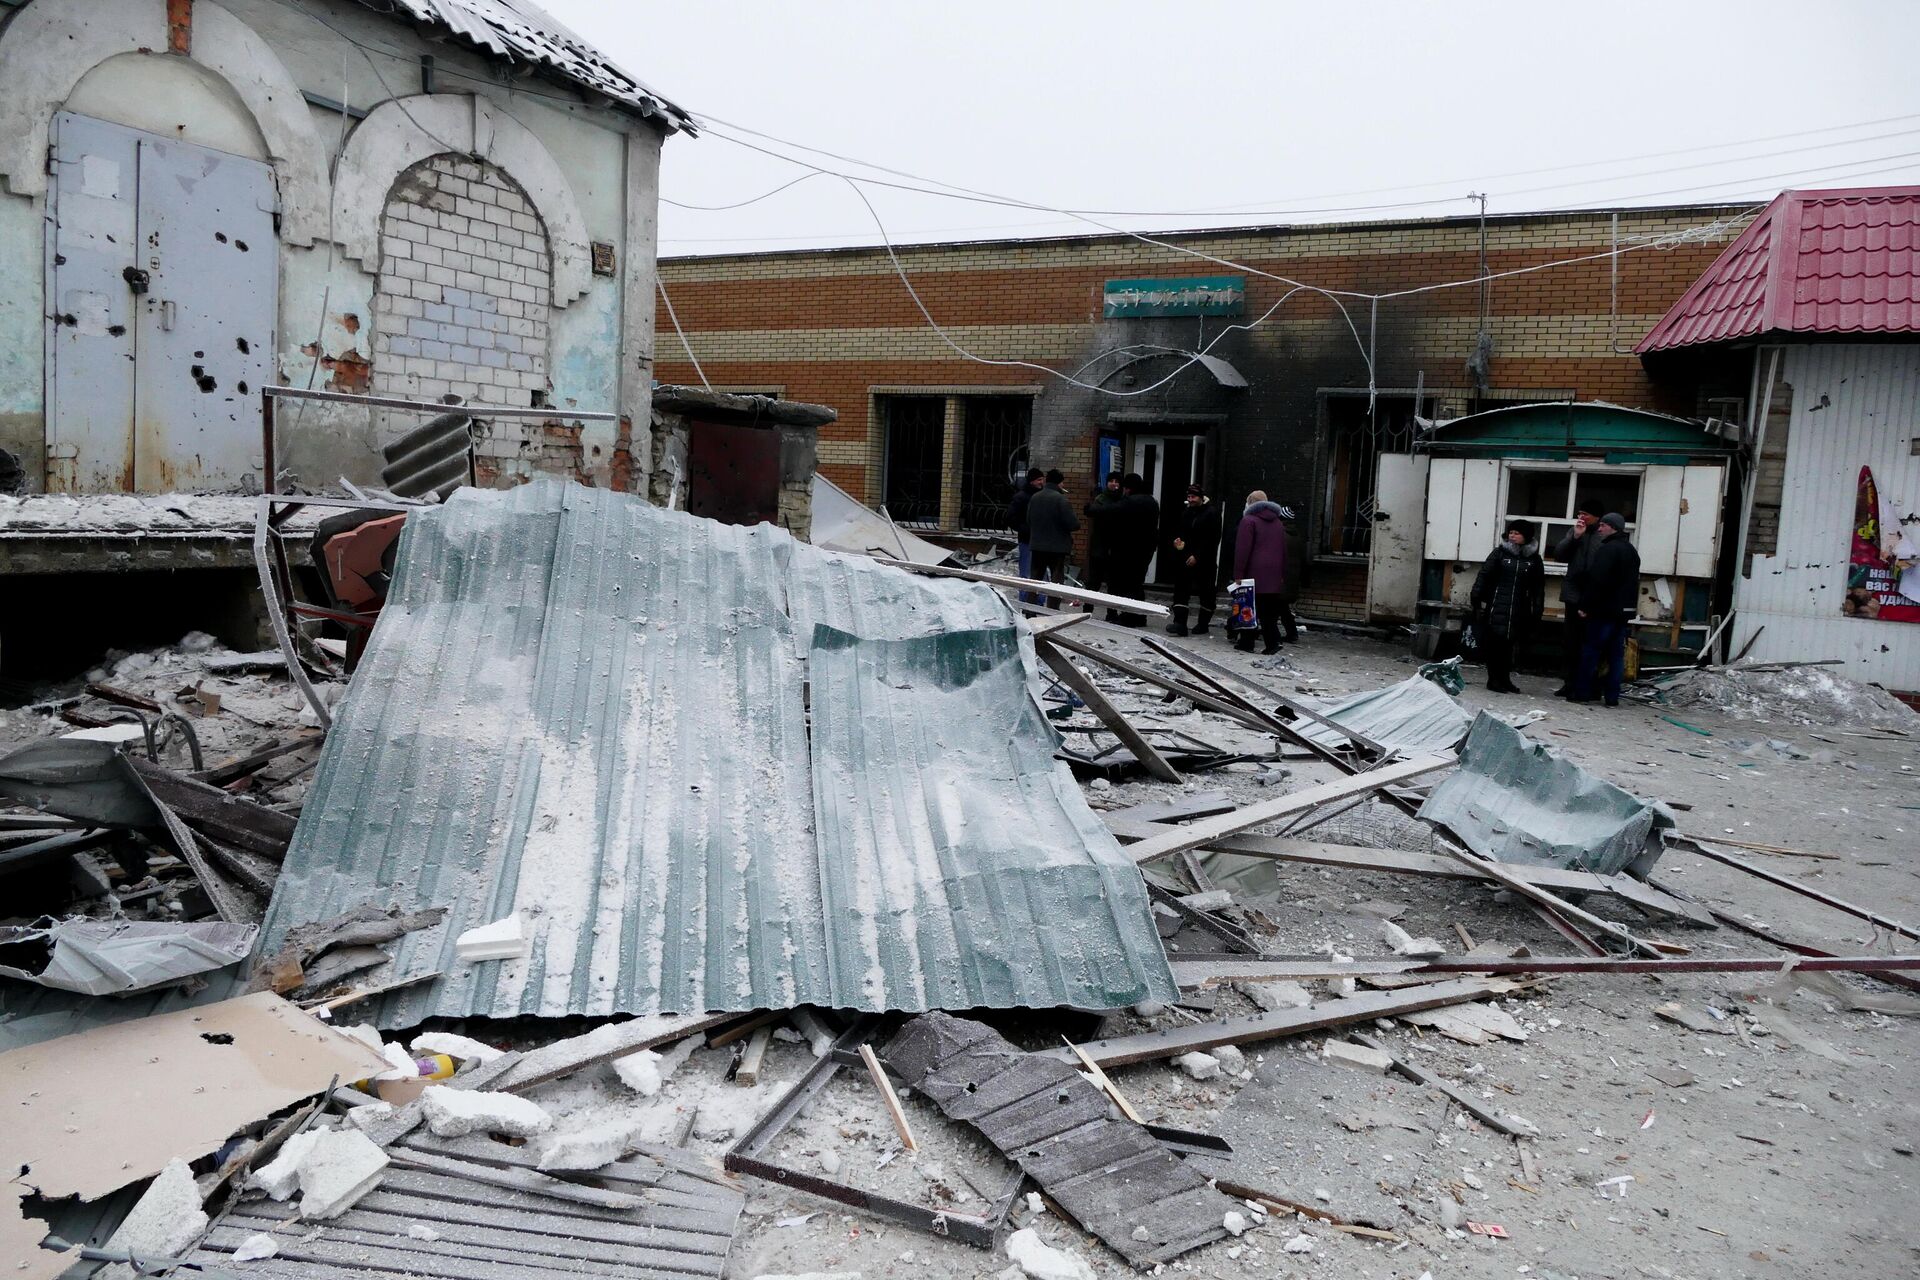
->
[724, 1020, 1024, 1250]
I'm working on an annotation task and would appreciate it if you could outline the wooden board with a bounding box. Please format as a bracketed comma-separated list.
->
[871, 557, 1170, 617]
[1104, 818, 1717, 926]
[1035, 637, 1182, 784]
[1032, 978, 1507, 1068]
[1120, 754, 1455, 865]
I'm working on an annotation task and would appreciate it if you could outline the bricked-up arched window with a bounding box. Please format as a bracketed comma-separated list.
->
[371, 154, 553, 482]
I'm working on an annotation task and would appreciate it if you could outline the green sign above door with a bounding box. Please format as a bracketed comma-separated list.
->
[1102, 276, 1245, 318]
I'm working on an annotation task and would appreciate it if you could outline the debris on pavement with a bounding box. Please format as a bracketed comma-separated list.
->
[9, 468, 1920, 1280]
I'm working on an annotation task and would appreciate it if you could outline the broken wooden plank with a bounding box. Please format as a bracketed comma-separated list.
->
[1065, 1037, 1145, 1125]
[1437, 843, 1677, 959]
[858, 1042, 917, 1152]
[735, 1026, 773, 1087]
[1678, 833, 1841, 861]
[1677, 839, 1919, 941]
[387, 1146, 645, 1210]
[1349, 1032, 1532, 1136]
[489, 1013, 737, 1093]
[1033, 978, 1508, 1068]
[1026, 612, 1092, 637]
[1136, 637, 1382, 756]
[1042, 633, 1275, 731]
[1035, 637, 1182, 784]
[1181, 953, 1920, 981]
[706, 1009, 784, 1049]
[1103, 818, 1717, 926]
[87, 681, 163, 713]
[1102, 791, 1237, 825]
[131, 758, 298, 859]
[1121, 754, 1455, 865]
[871, 556, 1169, 617]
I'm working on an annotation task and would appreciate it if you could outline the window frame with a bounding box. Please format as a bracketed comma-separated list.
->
[1499, 460, 1642, 575]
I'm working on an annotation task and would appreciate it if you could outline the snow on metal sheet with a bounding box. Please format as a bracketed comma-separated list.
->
[1297, 674, 1473, 756]
[380, 0, 694, 130]
[256, 481, 1173, 1024]
[1417, 711, 1672, 877]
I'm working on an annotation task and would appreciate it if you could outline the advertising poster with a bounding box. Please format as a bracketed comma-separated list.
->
[1844, 465, 1920, 623]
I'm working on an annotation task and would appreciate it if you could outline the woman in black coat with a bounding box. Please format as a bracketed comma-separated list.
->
[1471, 519, 1546, 693]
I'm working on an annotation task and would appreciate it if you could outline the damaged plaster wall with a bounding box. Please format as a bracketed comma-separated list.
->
[0, 0, 666, 495]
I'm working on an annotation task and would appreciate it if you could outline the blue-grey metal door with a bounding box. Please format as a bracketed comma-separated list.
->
[45, 113, 275, 493]
[45, 113, 140, 492]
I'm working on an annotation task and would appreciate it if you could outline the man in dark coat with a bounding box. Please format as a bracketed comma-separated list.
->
[1090, 472, 1159, 625]
[1165, 484, 1223, 636]
[1082, 472, 1123, 594]
[1006, 467, 1043, 596]
[1233, 490, 1296, 653]
[1025, 469, 1080, 609]
[1549, 499, 1601, 697]
[1471, 520, 1546, 693]
[1571, 513, 1640, 707]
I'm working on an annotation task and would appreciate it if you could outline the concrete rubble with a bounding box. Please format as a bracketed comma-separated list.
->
[4, 482, 1917, 1280]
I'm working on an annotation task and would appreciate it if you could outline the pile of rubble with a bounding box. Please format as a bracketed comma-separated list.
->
[5, 481, 1915, 1280]
[1645, 659, 1920, 730]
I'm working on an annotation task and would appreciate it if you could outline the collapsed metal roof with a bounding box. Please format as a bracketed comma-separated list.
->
[375, 0, 695, 132]
[1418, 712, 1673, 877]
[256, 482, 1175, 1024]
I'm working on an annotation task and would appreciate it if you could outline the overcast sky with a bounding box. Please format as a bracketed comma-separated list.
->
[541, 1, 1920, 258]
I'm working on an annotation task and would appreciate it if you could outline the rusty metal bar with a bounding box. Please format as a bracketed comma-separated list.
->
[1677, 837, 1920, 942]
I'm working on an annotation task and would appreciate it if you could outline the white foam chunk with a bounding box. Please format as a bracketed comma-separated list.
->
[455, 912, 528, 961]
[421, 1085, 552, 1138]
[411, 1031, 505, 1063]
[537, 1119, 637, 1171]
[232, 1233, 279, 1262]
[1006, 1228, 1096, 1280]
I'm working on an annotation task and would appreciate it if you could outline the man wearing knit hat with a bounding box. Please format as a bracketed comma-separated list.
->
[1570, 512, 1640, 707]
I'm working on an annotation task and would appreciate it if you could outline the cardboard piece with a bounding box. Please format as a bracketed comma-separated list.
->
[2, 992, 389, 1280]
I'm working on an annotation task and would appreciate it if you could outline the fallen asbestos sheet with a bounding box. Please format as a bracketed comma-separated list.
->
[0, 917, 256, 995]
[257, 482, 1175, 1024]
[884, 1012, 1236, 1265]
[1, 992, 388, 1280]
[1418, 711, 1674, 876]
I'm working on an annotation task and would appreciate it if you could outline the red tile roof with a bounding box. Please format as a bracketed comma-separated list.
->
[1637, 186, 1920, 353]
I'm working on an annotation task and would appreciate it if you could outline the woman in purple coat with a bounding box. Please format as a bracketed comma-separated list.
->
[1233, 490, 1298, 653]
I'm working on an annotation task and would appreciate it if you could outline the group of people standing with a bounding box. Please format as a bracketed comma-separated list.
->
[1469, 501, 1641, 705]
[1007, 469, 1300, 652]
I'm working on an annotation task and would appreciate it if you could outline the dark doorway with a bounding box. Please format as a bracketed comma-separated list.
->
[686, 419, 781, 526]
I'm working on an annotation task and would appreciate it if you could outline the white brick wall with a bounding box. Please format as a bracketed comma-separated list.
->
[371, 154, 555, 471]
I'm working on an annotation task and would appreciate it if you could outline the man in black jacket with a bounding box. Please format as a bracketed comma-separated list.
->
[1025, 469, 1080, 609]
[1471, 521, 1546, 693]
[1549, 499, 1601, 697]
[1570, 512, 1640, 707]
[1083, 472, 1123, 594]
[1165, 484, 1222, 636]
[1089, 473, 1159, 625]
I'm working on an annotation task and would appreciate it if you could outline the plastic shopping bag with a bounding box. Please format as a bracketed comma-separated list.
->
[1226, 580, 1258, 633]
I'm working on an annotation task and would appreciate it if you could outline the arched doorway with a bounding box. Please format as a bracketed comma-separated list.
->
[370, 154, 554, 480]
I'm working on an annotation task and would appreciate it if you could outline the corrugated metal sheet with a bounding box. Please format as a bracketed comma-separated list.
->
[1298, 674, 1473, 755]
[255, 481, 1174, 1024]
[1735, 344, 1920, 691]
[1417, 712, 1671, 877]
[380, 0, 694, 131]
[1639, 187, 1920, 353]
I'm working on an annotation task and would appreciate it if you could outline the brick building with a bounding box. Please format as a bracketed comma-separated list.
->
[655, 203, 1756, 620]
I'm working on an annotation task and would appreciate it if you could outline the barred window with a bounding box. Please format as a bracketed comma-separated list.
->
[879, 395, 946, 528]
[959, 396, 1033, 532]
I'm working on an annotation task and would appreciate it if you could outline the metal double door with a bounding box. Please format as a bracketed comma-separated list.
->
[46, 112, 275, 492]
